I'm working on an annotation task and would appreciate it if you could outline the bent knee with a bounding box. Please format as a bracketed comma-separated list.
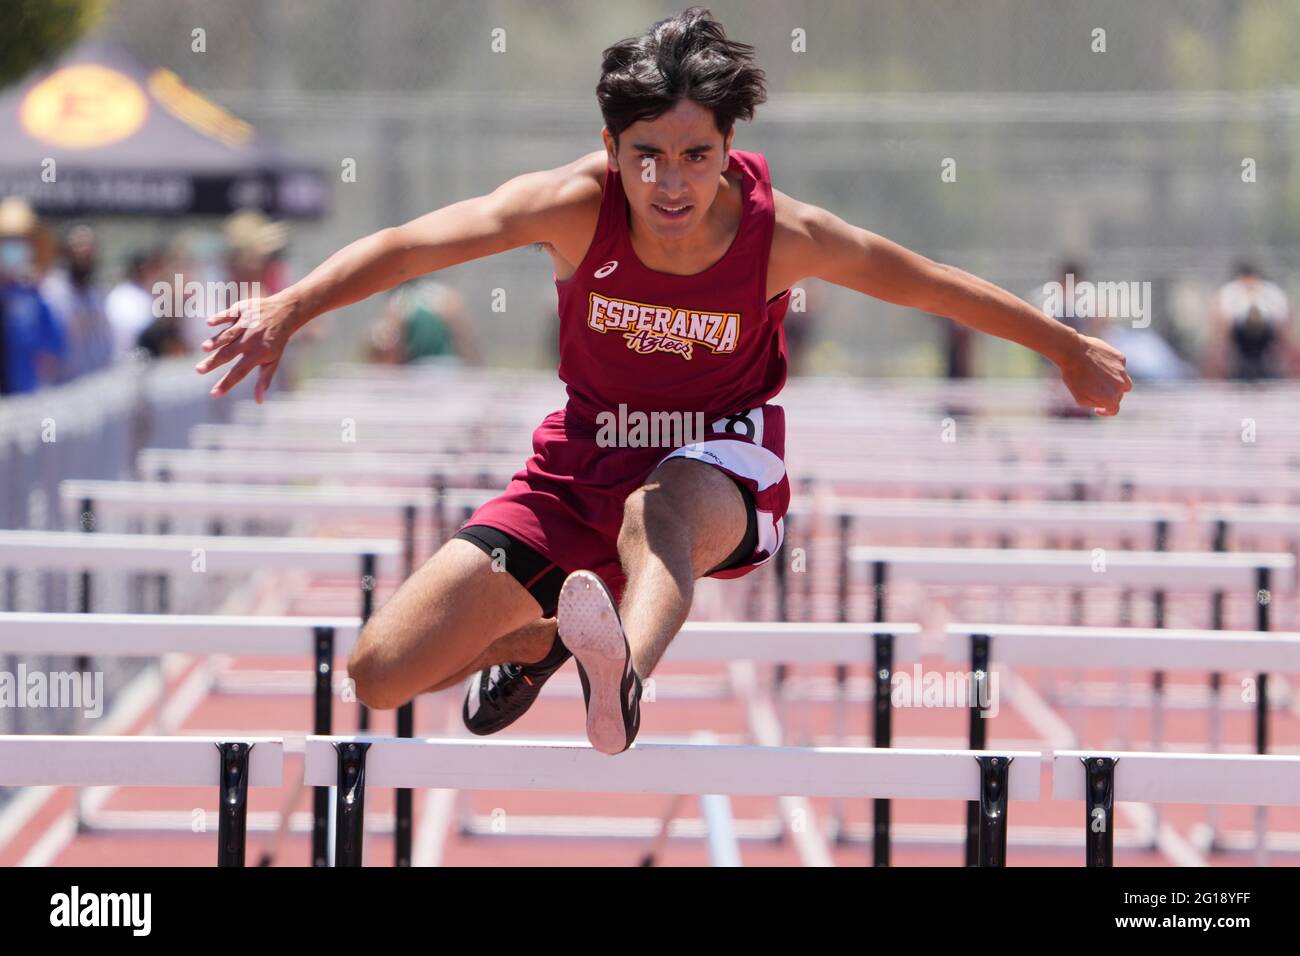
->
[347, 622, 407, 710]
[619, 484, 682, 542]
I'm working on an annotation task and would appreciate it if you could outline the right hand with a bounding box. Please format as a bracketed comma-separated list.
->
[195, 293, 303, 402]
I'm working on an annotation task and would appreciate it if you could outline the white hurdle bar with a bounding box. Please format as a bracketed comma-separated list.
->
[1053, 751, 1300, 866]
[61, 479, 496, 563]
[794, 497, 1185, 544]
[0, 612, 359, 866]
[0, 611, 361, 656]
[850, 546, 1297, 596]
[137, 448, 522, 487]
[945, 624, 1300, 864]
[305, 736, 1040, 867]
[0, 529, 401, 625]
[0, 735, 283, 866]
[0, 529, 402, 577]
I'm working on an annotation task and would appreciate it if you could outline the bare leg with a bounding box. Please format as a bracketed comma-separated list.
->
[418, 616, 559, 694]
[615, 458, 749, 680]
[348, 538, 545, 709]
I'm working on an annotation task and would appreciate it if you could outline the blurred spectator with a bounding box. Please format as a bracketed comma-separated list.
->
[1095, 315, 1195, 383]
[0, 197, 64, 396]
[136, 310, 189, 358]
[1205, 262, 1294, 381]
[370, 280, 481, 365]
[224, 209, 289, 296]
[40, 224, 114, 382]
[105, 248, 164, 360]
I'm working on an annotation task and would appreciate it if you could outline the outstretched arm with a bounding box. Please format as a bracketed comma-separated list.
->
[776, 197, 1133, 415]
[196, 164, 588, 400]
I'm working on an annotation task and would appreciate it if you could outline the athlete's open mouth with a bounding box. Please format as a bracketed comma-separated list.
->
[652, 203, 693, 219]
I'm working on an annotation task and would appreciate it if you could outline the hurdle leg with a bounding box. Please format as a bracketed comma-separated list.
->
[155, 468, 171, 614]
[872, 631, 893, 863]
[974, 755, 1010, 868]
[1082, 755, 1116, 866]
[333, 741, 371, 867]
[965, 634, 991, 866]
[217, 741, 253, 867]
[357, 554, 375, 732]
[73, 497, 95, 833]
[312, 626, 335, 866]
[1254, 566, 1271, 866]
[1206, 520, 1229, 851]
[870, 559, 889, 866]
[395, 505, 418, 868]
[830, 513, 851, 839]
[1149, 587, 1166, 844]
[1205, 670, 1222, 849]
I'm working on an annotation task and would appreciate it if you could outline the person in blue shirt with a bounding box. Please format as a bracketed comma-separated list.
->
[0, 197, 65, 396]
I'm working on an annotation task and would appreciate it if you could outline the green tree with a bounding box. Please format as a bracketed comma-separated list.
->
[0, 0, 109, 89]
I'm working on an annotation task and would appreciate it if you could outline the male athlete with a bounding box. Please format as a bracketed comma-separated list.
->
[196, 8, 1131, 755]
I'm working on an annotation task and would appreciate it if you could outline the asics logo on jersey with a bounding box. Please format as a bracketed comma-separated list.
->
[594, 260, 619, 278]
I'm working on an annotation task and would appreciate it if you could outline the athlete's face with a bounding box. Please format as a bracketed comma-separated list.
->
[604, 99, 735, 240]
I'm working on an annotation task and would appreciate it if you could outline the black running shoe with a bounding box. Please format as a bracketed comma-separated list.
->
[462, 634, 572, 735]
[557, 570, 643, 755]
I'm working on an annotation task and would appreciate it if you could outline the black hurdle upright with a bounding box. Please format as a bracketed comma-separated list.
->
[357, 553, 376, 734]
[869, 557, 890, 866]
[773, 509, 788, 703]
[394, 503, 419, 868]
[1255, 566, 1271, 757]
[974, 755, 1011, 867]
[75, 496, 94, 675]
[311, 625, 335, 866]
[1080, 755, 1118, 866]
[1205, 518, 1229, 849]
[333, 740, 371, 867]
[834, 512, 853, 842]
[964, 633, 992, 866]
[154, 467, 172, 614]
[216, 741, 254, 867]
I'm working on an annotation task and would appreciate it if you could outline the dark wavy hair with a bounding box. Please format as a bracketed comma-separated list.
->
[597, 7, 767, 147]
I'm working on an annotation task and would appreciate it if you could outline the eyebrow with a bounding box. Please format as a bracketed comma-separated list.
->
[630, 144, 715, 154]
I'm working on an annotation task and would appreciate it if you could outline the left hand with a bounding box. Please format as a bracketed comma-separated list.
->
[1057, 334, 1133, 416]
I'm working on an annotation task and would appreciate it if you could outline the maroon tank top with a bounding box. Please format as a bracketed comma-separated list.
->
[554, 148, 791, 428]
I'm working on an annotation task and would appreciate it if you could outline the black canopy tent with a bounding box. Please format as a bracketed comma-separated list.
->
[0, 41, 327, 218]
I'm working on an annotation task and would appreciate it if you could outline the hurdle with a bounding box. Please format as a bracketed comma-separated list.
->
[1052, 751, 1300, 866]
[848, 545, 1296, 864]
[305, 736, 1040, 867]
[451, 621, 922, 862]
[945, 624, 1300, 865]
[0, 531, 404, 861]
[0, 612, 358, 867]
[0, 735, 283, 866]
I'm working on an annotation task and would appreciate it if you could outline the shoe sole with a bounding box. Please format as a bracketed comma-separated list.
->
[558, 570, 632, 755]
